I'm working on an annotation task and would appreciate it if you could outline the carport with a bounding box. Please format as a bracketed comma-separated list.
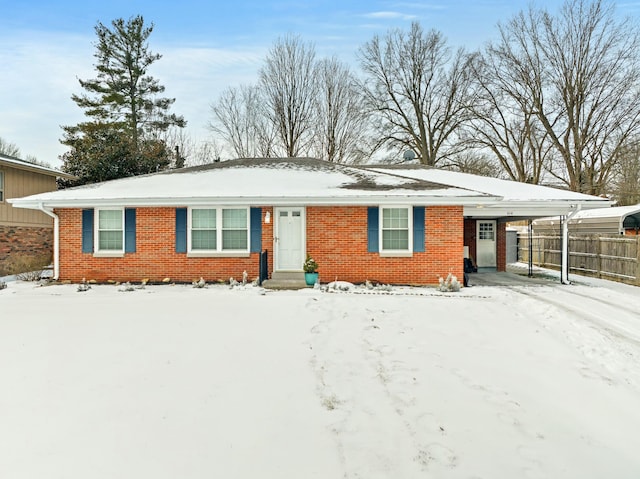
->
[368, 165, 612, 284]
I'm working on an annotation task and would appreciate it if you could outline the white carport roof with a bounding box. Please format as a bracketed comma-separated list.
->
[9, 158, 611, 217]
[367, 165, 611, 219]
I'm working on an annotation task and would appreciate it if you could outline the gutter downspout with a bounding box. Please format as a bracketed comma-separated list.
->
[561, 207, 581, 285]
[37, 203, 59, 281]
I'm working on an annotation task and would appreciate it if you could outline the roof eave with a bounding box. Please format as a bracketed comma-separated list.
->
[0, 158, 75, 179]
[10, 194, 499, 209]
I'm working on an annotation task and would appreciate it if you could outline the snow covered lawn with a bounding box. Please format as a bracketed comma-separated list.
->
[1, 275, 640, 478]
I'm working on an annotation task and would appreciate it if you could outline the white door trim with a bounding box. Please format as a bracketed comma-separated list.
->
[274, 206, 306, 271]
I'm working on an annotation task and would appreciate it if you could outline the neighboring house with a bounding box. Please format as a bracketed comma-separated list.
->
[533, 204, 640, 236]
[0, 153, 74, 275]
[9, 158, 610, 285]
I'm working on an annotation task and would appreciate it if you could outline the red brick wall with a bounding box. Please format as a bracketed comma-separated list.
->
[56, 205, 464, 285]
[306, 205, 463, 285]
[464, 219, 476, 261]
[57, 207, 266, 283]
[497, 221, 506, 272]
[0, 225, 53, 275]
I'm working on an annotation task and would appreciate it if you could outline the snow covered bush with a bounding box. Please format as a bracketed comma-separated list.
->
[437, 273, 461, 292]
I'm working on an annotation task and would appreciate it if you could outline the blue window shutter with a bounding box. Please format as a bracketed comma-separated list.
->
[124, 208, 136, 253]
[81, 209, 94, 253]
[175, 208, 187, 253]
[413, 206, 425, 252]
[250, 207, 262, 253]
[367, 207, 379, 253]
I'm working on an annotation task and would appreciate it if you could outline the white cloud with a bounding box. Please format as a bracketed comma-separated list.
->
[362, 11, 418, 20]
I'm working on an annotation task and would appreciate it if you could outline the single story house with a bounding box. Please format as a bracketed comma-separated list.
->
[9, 158, 611, 285]
[533, 204, 640, 236]
[0, 153, 74, 275]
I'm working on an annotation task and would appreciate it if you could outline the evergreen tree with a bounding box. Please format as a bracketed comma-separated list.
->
[60, 15, 185, 186]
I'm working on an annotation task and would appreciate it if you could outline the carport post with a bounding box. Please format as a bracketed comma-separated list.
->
[528, 219, 533, 277]
[561, 208, 580, 285]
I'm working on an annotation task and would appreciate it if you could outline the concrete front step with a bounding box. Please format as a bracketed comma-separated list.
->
[262, 271, 308, 290]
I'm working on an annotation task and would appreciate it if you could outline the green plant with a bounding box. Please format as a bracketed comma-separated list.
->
[303, 254, 318, 273]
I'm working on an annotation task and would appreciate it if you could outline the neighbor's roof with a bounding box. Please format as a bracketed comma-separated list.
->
[0, 153, 75, 179]
[533, 204, 640, 234]
[8, 158, 612, 217]
[9, 158, 494, 208]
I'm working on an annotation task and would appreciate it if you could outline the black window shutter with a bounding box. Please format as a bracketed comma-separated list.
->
[124, 208, 136, 253]
[413, 207, 425, 252]
[81, 209, 94, 253]
[367, 207, 379, 253]
[175, 208, 187, 253]
[250, 207, 262, 253]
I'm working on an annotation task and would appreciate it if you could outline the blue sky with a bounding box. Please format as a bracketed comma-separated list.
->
[1, 0, 638, 167]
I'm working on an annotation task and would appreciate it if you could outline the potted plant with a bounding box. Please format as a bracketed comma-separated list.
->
[303, 254, 319, 286]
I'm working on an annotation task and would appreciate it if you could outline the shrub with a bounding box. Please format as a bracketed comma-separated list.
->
[4, 254, 52, 281]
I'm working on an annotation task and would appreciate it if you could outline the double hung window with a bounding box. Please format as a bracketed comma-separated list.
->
[189, 207, 248, 253]
[380, 207, 412, 253]
[96, 209, 124, 252]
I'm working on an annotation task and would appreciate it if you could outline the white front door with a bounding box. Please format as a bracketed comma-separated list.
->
[476, 220, 497, 268]
[275, 207, 305, 271]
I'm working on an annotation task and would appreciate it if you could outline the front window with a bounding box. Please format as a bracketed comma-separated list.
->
[97, 209, 124, 251]
[192, 209, 217, 250]
[189, 207, 248, 253]
[381, 207, 412, 252]
[222, 208, 248, 250]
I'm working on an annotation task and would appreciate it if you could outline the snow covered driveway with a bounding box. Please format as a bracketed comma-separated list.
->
[1, 277, 640, 478]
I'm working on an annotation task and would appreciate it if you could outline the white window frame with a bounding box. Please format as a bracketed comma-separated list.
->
[0, 170, 4, 202]
[94, 208, 125, 257]
[379, 206, 413, 257]
[187, 206, 250, 257]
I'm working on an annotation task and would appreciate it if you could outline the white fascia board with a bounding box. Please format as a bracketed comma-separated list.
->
[464, 200, 611, 218]
[10, 194, 500, 209]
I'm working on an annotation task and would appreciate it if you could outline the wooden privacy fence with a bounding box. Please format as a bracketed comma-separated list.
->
[517, 234, 640, 286]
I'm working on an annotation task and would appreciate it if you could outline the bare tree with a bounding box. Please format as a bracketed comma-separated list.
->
[313, 57, 370, 163]
[209, 84, 276, 158]
[358, 22, 476, 166]
[260, 34, 318, 157]
[188, 138, 225, 166]
[441, 151, 499, 177]
[489, 0, 640, 195]
[610, 139, 640, 205]
[0, 137, 21, 157]
[466, 54, 555, 184]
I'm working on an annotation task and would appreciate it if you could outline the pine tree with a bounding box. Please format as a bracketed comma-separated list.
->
[60, 15, 185, 186]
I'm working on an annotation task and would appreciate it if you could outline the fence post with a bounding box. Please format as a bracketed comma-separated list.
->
[597, 236, 602, 279]
[636, 237, 640, 286]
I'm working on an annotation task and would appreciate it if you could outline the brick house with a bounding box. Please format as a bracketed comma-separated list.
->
[0, 153, 74, 276]
[9, 158, 610, 285]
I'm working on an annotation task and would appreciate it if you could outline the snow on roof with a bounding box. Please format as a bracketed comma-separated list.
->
[0, 153, 74, 178]
[10, 158, 492, 208]
[367, 164, 609, 204]
[567, 204, 640, 219]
